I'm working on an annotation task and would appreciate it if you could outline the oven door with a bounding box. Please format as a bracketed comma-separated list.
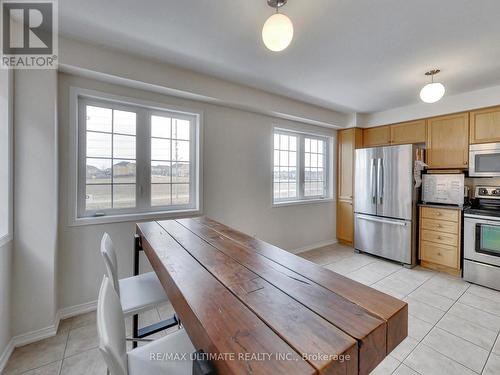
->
[469, 143, 500, 177]
[464, 217, 500, 267]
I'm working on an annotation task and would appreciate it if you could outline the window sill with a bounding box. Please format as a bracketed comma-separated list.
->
[69, 208, 202, 227]
[272, 198, 334, 208]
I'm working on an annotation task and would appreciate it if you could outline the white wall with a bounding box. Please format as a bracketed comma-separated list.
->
[58, 73, 337, 310]
[0, 241, 12, 367]
[359, 83, 500, 127]
[0, 70, 13, 368]
[59, 37, 348, 129]
[12, 70, 59, 336]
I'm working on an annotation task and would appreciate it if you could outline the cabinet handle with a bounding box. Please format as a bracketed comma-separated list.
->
[437, 236, 442, 240]
[436, 212, 442, 216]
[438, 252, 442, 256]
[437, 224, 443, 228]
[464, 161, 468, 165]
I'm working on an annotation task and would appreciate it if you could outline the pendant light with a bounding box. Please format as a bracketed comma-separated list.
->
[420, 69, 446, 103]
[262, 0, 294, 52]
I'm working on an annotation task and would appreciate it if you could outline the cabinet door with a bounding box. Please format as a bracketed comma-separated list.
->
[426, 113, 469, 168]
[337, 200, 354, 244]
[337, 129, 361, 200]
[390, 120, 426, 145]
[470, 106, 500, 144]
[363, 126, 391, 147]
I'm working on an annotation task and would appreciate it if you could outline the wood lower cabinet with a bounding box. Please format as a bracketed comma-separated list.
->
[419, 206, 461, 275]
[362, 126, 390, 147]
[390, 120, 426, 145]
[337, 128, 362, 245]
[470, 106, 500, 144]
[426, 113, 469, 169]
[337, 200, 354, 244]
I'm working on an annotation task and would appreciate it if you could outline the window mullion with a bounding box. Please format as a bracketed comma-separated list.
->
[299, 134, 305, 200]
[136, 108, 150, 210]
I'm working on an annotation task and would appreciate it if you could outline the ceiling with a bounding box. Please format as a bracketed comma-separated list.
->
[59, 0, 500, 114]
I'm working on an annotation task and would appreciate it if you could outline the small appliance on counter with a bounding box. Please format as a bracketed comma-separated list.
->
[421, 173, 465, 207]
[464, 186, 500, 291]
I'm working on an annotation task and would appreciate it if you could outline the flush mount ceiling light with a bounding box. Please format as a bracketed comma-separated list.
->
[262, 0, 294, 52]
[420, 69, 446, 103]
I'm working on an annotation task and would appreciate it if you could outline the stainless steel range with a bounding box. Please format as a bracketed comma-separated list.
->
[464, 186, 500, 291]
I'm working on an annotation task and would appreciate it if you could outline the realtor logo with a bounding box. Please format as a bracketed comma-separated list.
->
[1, 0, 58, 69]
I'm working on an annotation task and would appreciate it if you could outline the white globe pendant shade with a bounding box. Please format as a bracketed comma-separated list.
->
[262, 13, 294, 52]
[420, 82, 445, 103]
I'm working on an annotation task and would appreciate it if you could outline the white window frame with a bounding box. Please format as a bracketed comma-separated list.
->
[272, 126, 333, 206]
[0, 70, 13, 246]
[69, 87, 203, 226]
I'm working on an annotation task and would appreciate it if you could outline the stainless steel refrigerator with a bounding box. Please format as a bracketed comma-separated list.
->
[354, 144, 418, 266]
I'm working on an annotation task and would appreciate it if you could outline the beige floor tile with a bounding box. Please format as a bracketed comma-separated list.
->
[65, 324, 99, 358]
[422, 327, 489, 373]
[3, 333, 68, 375]
[419, 273, 469, 300]
[483, 353, 500, 375]
[390, 336, 419, 362]
[362, 260, 403, 276]
[404, 344, 476, 375]
[369, 354, 400, 375]
[20, 361, 62, 375]
[404, 297, 446, 325]
[407, 288, 455, 311]
[447, 302, 500, 331]
[324, 253, 375, 275]
[370, 283, 406, 299]
[493, 335, 500, 356]
[459, 291, 500, 316]
[467, 284, 500, 302]
[373, 276, 420, 297]
[392, 363, 419, 375]
[436, 312, 498, 350]
[300, 246, 352, 265]
[157, 303, 176, 321]
[60, 348, 107, 375]
[62, 311, 97, 331]
[124, 309, 164, 339]
[408, 314, 433, 341]
[346, 267, 386, 286]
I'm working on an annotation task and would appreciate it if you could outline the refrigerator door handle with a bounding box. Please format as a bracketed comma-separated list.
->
[357, 214, 408, 226]
[371, 158, 377, 204]
[377, 158, 384, 204]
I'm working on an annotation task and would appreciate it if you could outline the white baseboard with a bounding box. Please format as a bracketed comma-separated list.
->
[0, 338, 14, 373]
[59, 300, 97, 320]
[0, 300, 98, 371]
[290, 239, 338, 254]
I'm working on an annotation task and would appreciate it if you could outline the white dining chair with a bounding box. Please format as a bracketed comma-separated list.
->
[100, 233, 178, 347]
[97, 276, 195, 375]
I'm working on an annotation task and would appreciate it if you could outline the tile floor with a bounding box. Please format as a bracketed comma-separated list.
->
[3, 243, 500, 375]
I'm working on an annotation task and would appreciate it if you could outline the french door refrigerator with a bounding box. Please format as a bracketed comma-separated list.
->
[354, 144, 418, 266]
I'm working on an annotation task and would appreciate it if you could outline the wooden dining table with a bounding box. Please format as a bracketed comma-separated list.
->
[136, 217, 408, 375]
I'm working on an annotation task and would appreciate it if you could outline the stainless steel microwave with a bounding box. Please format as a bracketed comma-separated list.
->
[421, 173, 465, 206]
[470, 143, 500, 177]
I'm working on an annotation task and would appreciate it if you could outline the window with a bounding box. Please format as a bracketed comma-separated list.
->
[273, 128, 331, 204]
[75, 93, 201, 221]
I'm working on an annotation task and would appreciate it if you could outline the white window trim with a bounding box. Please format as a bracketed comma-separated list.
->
[68, 87, 204, 226]
[271, 126, 334, 207]
[0, 70, 14, 247]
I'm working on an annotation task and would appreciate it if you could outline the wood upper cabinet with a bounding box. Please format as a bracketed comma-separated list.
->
[362, 126, 390, 147]
[337, 128, 362, 200]
[470, 106, 500, 144]
[390, 120, 426, 145]
[426, 113, 469, 169]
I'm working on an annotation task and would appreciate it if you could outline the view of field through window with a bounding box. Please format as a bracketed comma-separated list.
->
[85, 104, 191, 213]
